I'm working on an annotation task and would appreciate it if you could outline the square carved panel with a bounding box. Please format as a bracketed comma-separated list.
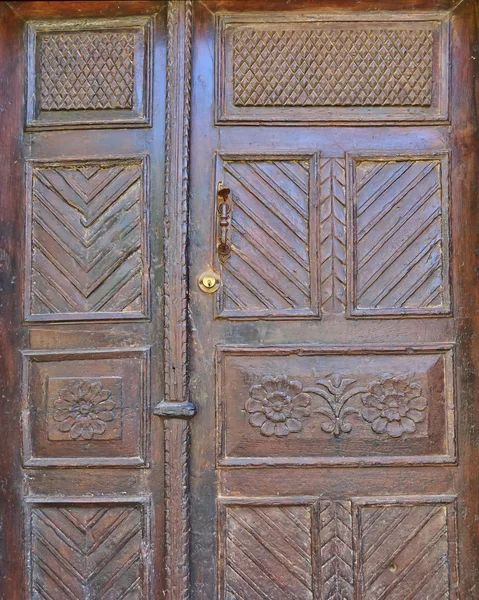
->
[215, 154, 319, 319]
[25, 158, 150, 321]
[216, 13, 449, 124]
[26, 17, 152, 129]
[347, 153, 450, 317]
[23, 348, 150, 467]
[217, 345, 455, 467]
[26, 498, 150, 599]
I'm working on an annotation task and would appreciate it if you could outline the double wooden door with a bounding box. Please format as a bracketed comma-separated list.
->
[1, 0, 478, 598]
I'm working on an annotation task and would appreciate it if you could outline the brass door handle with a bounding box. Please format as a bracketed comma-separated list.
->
[217, 182, 232, 261]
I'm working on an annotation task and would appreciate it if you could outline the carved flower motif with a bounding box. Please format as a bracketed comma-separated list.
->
[245, 376, 311, 437]
[361, 375, 427, 438]
[53, 381, 116, 440]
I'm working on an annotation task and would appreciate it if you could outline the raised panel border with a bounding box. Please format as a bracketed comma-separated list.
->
[25, 496, 151, 600]
[216, 12, 450, 125]
[22, 347, 151, 468]
[346, 150, 451, 318]
[26, 17, 153, 130]
[214, 152, 320, 320]
[217, 495, 319, 600]
[24, 155, 151, 322]
[351, 495, 459, 599]
[216, 343, 456, 468]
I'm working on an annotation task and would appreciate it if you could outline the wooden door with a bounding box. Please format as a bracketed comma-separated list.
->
[188, 0, 479, 598]
[0, 1, 478, 599]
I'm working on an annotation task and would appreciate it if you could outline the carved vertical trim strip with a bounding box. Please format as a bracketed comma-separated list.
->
[160, 2, 194, 600]
[320, 158, 346, 314]
[319, 500, 354, 600]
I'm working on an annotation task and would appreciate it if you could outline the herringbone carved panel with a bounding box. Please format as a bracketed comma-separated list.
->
[349, 155, 450, 316]
[27, 160, 149, 320]
[358, 502, 453, 599]
[223, 504, 313, 599]
[29, 502, 146, 599]
[217, 156, 319, 319]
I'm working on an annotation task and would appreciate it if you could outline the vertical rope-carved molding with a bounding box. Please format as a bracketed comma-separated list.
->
[154, 2, 195, 600]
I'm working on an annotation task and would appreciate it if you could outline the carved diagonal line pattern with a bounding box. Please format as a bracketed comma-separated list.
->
[30, 163, 145, 316]
[360, 504, 450, 599]
[233, 28, 433, 107]
[31, 505, 144, 600]
[39, 31, 135, 111]
[354, 159, 445, 311]
[320, 158, 346, 314]
[222, 160, 311, 315]
[225, 505, 313, 600]
[319, 501, 354, 600]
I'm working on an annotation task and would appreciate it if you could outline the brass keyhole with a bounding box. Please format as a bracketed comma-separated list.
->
[198, 270, 220, 293]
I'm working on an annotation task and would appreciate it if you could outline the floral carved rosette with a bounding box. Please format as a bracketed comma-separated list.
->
[53, 380, 116, 440]
[245, 376, 311, 437]
[361, 374, 427, 438]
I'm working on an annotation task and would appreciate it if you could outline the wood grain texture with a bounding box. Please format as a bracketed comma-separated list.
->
[348, 153, 450, 317]
[217, 155, 319, 319]
[26, 17, 152, 129]
[319, 501, 354, 600]
[355, 498, 456, 599]
[217, 13, 450, 123]
[29, 500, 148, 600]
[26, 159, 149, 320]
[319, 158, 346, 314]
[161, 3, 194, 600]
[222, 503, 313, 600]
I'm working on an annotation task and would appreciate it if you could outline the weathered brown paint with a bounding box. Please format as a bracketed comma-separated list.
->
[0, 1, 478, 598]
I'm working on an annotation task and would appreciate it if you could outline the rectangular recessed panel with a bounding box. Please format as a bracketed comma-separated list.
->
[26, 17, 151, 128]
[217, 15, 449, 123]
[28, 500, 148, 600]
[348, 154, 450, 316]
[26, 159, 149, 321]
[221, 502, 313, 600]
[217, 345, 455, 466]
[216, 155, 319, 319]
[355, 498, 457, 599]
[23, 348, 150, 467]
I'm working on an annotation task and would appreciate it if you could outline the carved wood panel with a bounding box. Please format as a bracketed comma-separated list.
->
[354, 497, 458, 599]
[348, 153, 450, 317]
[219, 499, 314, 600]
[25, 159, 150, 321]
[27, 499, 149, 600]
[26, 17, 152, 129]
[217, 345, 455, 466]
[23, 348, 150, 467]
[215, 155, 319, 319]
[217, 14, 450, 123]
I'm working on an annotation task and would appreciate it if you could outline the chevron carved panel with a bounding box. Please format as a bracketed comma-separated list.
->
[223, 503, 313, 599]
[319, 501, 354, 600]
[29, 501, 147, 599]
[218, 156, 319, 319]
[27, 160, 149, 320]
[356, 500, 455, 599]
[349, 155, 450, 316]
[320, 158, 346, 314]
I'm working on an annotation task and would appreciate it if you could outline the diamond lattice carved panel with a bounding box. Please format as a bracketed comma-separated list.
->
[39, 31, 135, 111]
[26, 18, 151, 128]
[217, 16, 449, 123]
[233, 29, 433, 107]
